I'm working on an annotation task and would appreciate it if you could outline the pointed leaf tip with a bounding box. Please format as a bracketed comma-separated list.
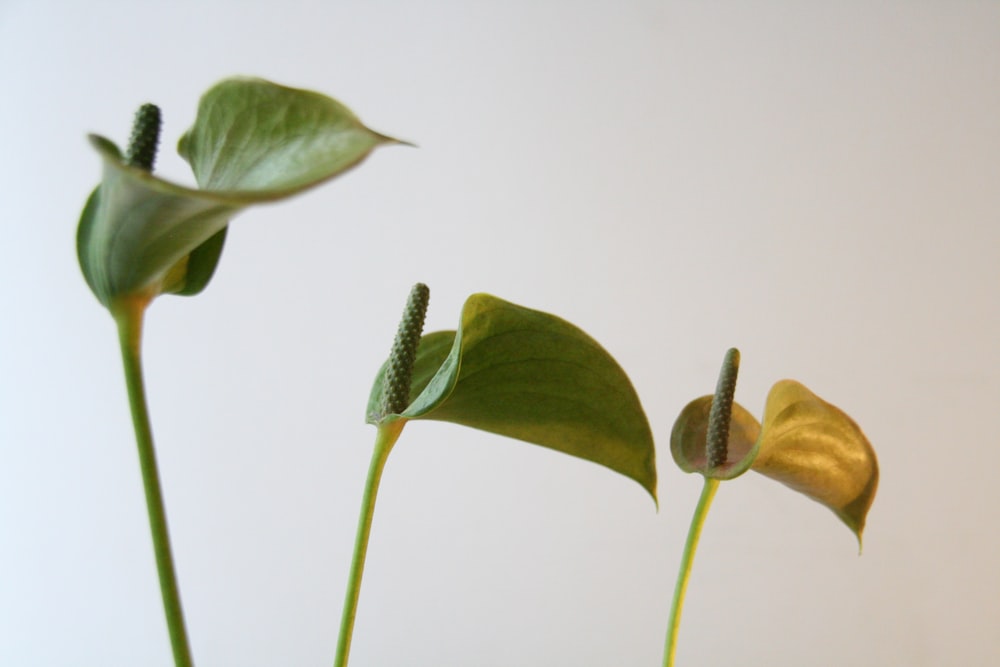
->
[178, 77, 398, 194]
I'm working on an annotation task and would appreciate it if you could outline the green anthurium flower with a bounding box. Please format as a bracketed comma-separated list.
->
[77, 134, 241, 307]
[367, 288, 657, 501]
[670, 350, 878, 545]
[77, 77, 397, 311]
[338, 284, 658, 667]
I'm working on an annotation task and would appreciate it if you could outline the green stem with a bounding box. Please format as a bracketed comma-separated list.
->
[334, 421, 404, 667]
[663, 477, 720, 667]
[114, 299, 194, 667]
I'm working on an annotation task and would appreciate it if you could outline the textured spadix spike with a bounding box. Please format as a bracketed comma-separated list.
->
[380, 283, 431, 418]
[124, 103, 161, 171]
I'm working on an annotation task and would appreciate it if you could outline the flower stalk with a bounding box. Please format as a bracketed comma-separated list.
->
[114, 297, 194, 667]
[105, 108, 194, 667]
[663, 348, 739, 667]
[333, 420, 403, 667]
[662, 476, 719, 667]
[335, 284, 430, 667]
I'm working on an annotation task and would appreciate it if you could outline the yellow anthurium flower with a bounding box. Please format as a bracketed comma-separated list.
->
[671, 350, 878, 544]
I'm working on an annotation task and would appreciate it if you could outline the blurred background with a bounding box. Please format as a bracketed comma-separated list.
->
[2, 1, 998, 665]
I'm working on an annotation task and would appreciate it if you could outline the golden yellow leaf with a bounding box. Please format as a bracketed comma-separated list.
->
[753, 380, 879, 545]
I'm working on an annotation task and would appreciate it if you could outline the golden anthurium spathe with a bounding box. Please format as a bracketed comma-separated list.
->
[671, 355, 879, 545]
[77, 77, 397, 311]
[753, 379, 879, 541]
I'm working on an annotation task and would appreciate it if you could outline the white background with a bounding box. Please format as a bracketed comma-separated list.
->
[2, 1, 999, 665]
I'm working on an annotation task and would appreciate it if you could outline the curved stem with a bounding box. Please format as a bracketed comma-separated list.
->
[334, 421, 404, 667]
[114, 299, 194, 667]
[663, 477, 720, 667]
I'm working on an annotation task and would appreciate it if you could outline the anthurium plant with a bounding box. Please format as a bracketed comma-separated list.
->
[77, 77, 879, 667]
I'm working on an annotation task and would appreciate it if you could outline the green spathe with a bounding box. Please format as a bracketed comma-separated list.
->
[77, 77, 395, 308]
[368, 293, 658, 501]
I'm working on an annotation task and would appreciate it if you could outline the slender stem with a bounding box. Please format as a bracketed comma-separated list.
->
[663, 477, 720, 667]
[334, 421, 404, 667]
[113, 299, 194, 667]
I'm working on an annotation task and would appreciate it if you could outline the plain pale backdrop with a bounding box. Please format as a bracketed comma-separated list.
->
[2, 1, 999, 665]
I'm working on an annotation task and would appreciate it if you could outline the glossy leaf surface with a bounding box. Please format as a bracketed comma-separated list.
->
[367, 294, 657, 500]
[78, 78, 393, 307]
[753, 380, 879, 543]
